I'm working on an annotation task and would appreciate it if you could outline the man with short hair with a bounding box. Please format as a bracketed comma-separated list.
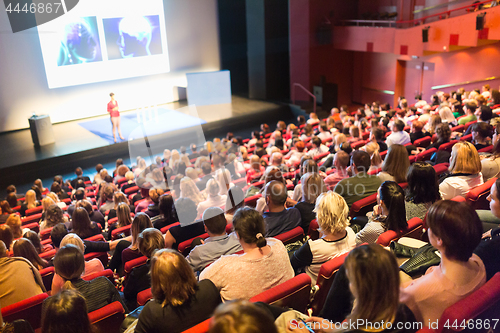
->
[334, 151, 382, 207]
[324, 151, 350, 189]
[196, 162, 214, 191]
[263, 181, 301, 237]
[385, 119, 411, 147]
[186, 207, 242, 272]
[458, 102, 478, 125]
[371, 127, 388, 152]
[317, 122, 332, 142]
[70, 167, 91, 189]
[188, 144, 200, 160]
[66, 188, 87, 217]
[265, 152, 287, 174]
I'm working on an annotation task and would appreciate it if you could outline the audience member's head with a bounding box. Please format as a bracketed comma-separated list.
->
[6, 214, 23, 238]
[449, 141, 481, 175]
[406, 162, 440, 205]
[175, 197, 198, 226]
[381, 144, 410, 183]
[378, 181, 407, 232]
[265, 181, 287, 209]
[202, 207, 227, 235]
[314, 191, 349, 235]
[41, 289, 92, 333]
[23, 230, 43, 254]
[351, 150, 371, 173]
[435, 123, 452, 142]
[13, 238, 47, 269]
[53, 244, 85, 289]
[0, 225, 13, 251]
[301, 173, 327, 204]
[51, 224, 69, 249]
[225, 186, 245, 215]
[6, 193, 18, 209]
[130, 212, 153, 247]
[137, 228, 164, 258]
[233, 207, 267, 248]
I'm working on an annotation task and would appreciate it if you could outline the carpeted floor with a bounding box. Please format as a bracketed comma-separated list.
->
[78, 108, 207, 144]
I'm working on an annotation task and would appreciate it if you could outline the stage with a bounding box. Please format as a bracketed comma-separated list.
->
[0, 96, 293, 191]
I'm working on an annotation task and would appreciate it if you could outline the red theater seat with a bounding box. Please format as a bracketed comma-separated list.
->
[123, 256, 147, 284]
[433, 163, 449, 177]
[309, 251, 350, 315]
[249, 273, 312, 313]
[308, 219, 320, 241]
[88, 301, 126, 333]
[438, 140, 458, 153]
[83, 269, 115, 285]
[124, 185, 139, 195]
[39, 266, 55, 291]
[349, 193, 377, 218]
[25, 206, 43, 216]
[244, 193, 262, 207]
[465, 177, 497, 211]
[376, 217, 424, 247]
[273, 226, 304, 246]
[160, 222, 180, 234]
[111, 224, 132, 240]
[1, 293, 49, 330]
[21, 213, 42, 225]
[137, 288, 153, 306]
[416, 147, 437, 162]
[438, 273, 500, 333]
[460, 134, 473, 142]
[478, 145, 493, 153]
[182, 318, 211, 333]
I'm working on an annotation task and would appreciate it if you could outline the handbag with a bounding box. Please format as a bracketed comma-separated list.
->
[389, 241, 418, 258]
[399, 243, 441, 277]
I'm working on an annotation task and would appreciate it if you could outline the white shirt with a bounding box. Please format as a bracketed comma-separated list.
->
[197, 195, 227, 218]
[317, 131, 332, 142]
[439, 173, 483, 200]
[385, 131, 411, 147]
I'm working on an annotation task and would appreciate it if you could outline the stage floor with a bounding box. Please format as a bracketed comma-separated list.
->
[0, 96, 291, 190]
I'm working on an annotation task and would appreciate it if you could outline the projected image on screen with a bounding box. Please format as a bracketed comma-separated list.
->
[103, 16, 163, 60]
[57, 17, 102, 66]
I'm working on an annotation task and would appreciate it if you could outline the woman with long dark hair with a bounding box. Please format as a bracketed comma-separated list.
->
[41, 289, 92, 333]
[12, 238, 48, 270]
[355, 181, 407, 245]
[405, 162, 441, 221]
[71, 207, 100, 239]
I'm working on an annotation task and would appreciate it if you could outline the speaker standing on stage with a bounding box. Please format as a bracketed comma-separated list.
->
[107, 92, 124, 143]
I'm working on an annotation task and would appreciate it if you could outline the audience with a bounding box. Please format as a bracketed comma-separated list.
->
[262, 181, 301, 237]
[405, 162, 441, 221]
[377, 144, 410, 183]
[164, 198, 205, 250]
[12, 238, 48, 270]
[200, 207, 294, 301]
[41, 289, 92, 333]
[386, 119, 411, 147]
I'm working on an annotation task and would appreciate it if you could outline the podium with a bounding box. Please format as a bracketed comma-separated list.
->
[29, 115, 55, 146]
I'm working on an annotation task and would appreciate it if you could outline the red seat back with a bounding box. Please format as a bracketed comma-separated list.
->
[24, 222, 40, 234]
[439, 272, 500, 333]
[111, 224, 132, 240]
[84, 251, 109, 267]
[460, 133, 473, 142]
[249, 273, 312, 313]
[309, 251, 350, 315]
[1, 293, 49, 330]
[40, 227, 53, 241]
[137, 288, 153, 307]
[182, 318, 211, 333]
[178, 233, 209, 256]
[21, 213, 42, 226]
[40, 249, 57, 261]
[85, 234, 107, 242]
[88, 301, 126, 333]
[478, 145, 493, 153]
[314, 151, 330, 161]
[465, 177, 497, 210]
[273, 226, 304, 245]
[244, 193, 262, 208]
[376, 217, 424, 247]
[39, 266, 55, 291]
[124, 185, 139, 195]
[349, 193, 377, 218]
[451, 125, 465, 133]
[123, 256, 148, 285]
[438, 140, 458, 153]
[367, 167, 381, 176]
[25, 206, 43, 216]
[160, 221, 181, 234]
[82, 269, 115, 285]
[308, 219, 320, 241]
[417, 147, 437, 162]
[433, 163, 450, 177]
[464, 120, 477, 132]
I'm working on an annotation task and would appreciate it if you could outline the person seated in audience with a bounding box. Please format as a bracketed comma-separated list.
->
[246, 155, 265, 184]
[0, 225, 13, 252]
[439, 141, 483, 199]
[187, 207, 242, 273]
[481, 120, 500, 181]
[0, 240, 45, 308]
[98, 184, 115, 215]
[291, 192, 355, 284]
[134, 185, 152, 213]
[294, 244, 417, 332]
[120, 171, 136, 193]
[41, 289, 92, 333]
[32, 179, 47, 200]
[458, 102, 478, 125]
[122, 227, 164, 310]
[107, 202, 132, 240]
[209, 300, 279, 333]
[196, 179, 227, 219]
[317, 122, 332, 142]
[285, 141, 306, 167]
[164, 198, 205, 250]
[66, 188, 86, 217]
[307, 136, 329, 158]
[370, 127, 388, 152]
[151, 194, 177, 229]
[265, 152, 287, 174]
[144, 188, 164, 218]
[51, 233, 104, 294]
[426, 122, 452, 151]
[135, 249, 221, 333]
[46, 192, 66, 209]
[334, 150, 382, 207]
[6, 214, 26, 241]
[6, 193, 19, 212]
[439, 106, 458, 127]
[93, 163, 104, 184]
[362, 142, 383, 173]
[0, 201, 12, 224]
[471, 122, 492, 151]
[324, 151, 350, 189]
[224, 186, 245, 223]
[75, 199, 105, 230]
[23, 230, 48, 254]
[114, 164, 129, 184]
[19, 189, 38, 217]
[293, 173, 327, 233]
[50, 181, 69, 201]
[5, 184, 23, 201]
[424, 114, 442, 137]
[70, 167, 91, 189]
[180, 177, 206, 206]
[200, 207, 294, 301]
[307, 112, 319, 124]
[50, 244, 127, 313]
[262, 181, 301, 237]
[355, 181, 407, 245]
[409, 120, 429, 144]
[255, 168, 290, 214]
[386, 119, 411, 147]
[400, 200, 485, 326]
[378, 144, 410, 183]
[403, 162, 441, 221]
[12, 238, 48, 270]
[71, 207, 101, 239]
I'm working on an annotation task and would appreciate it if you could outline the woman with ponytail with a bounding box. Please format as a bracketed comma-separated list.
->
[355, 181, 408, 245]
[53, 244, 127, 313]
[199, 207, 294, 301]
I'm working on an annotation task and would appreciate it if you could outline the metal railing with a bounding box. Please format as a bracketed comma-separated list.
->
[292, 83, 316, 115]
[340, 20, 397, 28]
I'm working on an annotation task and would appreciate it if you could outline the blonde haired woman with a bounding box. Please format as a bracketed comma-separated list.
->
[363, 141, 383, 173]
[6, 214, 25, 239]
[293, 173, 327, 233]
[180, 177, 205, 206]
[185, 167, 199, 182]
[439, 141, 483, 199]
[424, 114, 442, 136]
[135, 249, 221, 333]
[107, 191, 131, 221]
[19, 189, 38, 217]
[291, 191, 356, 284]
[197, 179, 226, 218]
[46, 192, 66, 209]
[51, 233, 104, 294]
[169, 150, 181, 172]
[439, 106, 457, 126]
[334, 133, 347, 152]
